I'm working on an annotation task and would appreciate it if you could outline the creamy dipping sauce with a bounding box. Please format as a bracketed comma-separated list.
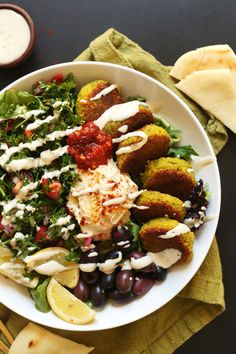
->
[0, 9, 31, 64]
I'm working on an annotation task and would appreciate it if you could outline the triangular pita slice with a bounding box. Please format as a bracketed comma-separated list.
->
[170, 44, 236, 80]
[176, 68, 236, 133]
[9, 322, 94, 354]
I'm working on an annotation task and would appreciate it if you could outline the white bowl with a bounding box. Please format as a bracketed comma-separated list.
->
[0, 62, 221, 331]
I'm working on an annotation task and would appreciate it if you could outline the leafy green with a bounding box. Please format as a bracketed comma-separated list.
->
[153, 114, 181, 146]
[126, 220, 142, 252]
[167, 145, 198, 160]
[0, 89, 44, 119]
[65, 249, 80, 263]
[30, 278, 51, 313]
[126, 95, 146, 103]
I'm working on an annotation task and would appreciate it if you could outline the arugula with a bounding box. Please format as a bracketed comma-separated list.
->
[167, 145, 198, 161]
[153, 114, 181, 146]
[30, 277, 51, 313]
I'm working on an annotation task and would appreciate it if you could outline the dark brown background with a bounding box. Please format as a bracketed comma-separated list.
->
[0, 1, 235, 353]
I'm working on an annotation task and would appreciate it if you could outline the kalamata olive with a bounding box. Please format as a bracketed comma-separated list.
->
[127, 250, 145, 260]
[108, 288, 134, 303]
[111, 226, 133, 249]
[139, 262, 157, 273]
[104, 249, 122, 261]
[90, 284, 106, 308]
[73, 279, 90, 302]
[115, 269, 135, 294]
[149, 266, 167, 281]
[81, 270, 99, 285]
[101, 272, 116, 290]
[80, 248, 100, 263]
[132, 273, 154, 296]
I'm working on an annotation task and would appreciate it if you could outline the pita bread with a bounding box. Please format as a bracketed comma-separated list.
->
[170, 44, 236, 80]
[9, 322, 94, 354]
[176, 69, 236, 133]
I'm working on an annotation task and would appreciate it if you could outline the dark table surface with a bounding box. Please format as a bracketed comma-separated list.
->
[0, 1, 235, 353]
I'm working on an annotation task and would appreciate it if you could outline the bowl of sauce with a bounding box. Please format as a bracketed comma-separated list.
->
[0, 3, 35, 68]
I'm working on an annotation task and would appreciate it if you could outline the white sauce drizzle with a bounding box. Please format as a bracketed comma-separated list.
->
[24, 249, 66, 265]
[90, 84, 117, 101]
[149, 249, 182, 269]
[118, 125, 128, 133]
[0, 182, 38, 218]
[130, 249, 182, 270]
[0, 126, 80, 167]
[79, 263, 97, 272]
[94, 100, 147, 130]
[128, 189, 145, 199]
[98, 251, 122, 274]
[33, 260, 72, 275]
[113, 131, 148, 155]
[49, 215, 71, 227]
[5, 145, 68, 172]
[10, 232, 27, 248]
[132, 204, 150, 210]
[102, 195, 126, 207]
[158, 223, 190, 239]
[71, 182, 115, 197]
[41, 164, 76, 180]
[25, 114, 58, 131]
[190, 155, 216, 173]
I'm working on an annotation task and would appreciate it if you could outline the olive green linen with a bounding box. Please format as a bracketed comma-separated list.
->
[0, 28, 226, 354]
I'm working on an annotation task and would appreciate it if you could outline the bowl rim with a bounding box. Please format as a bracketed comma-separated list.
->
[0, 3, 35, 68]
[0, 61, 221, 331]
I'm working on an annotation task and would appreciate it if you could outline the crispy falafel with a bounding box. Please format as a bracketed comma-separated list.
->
[76, 80, 124, 121]
[139, 217, 194, 264]
[117, 124, 170, 174]
[104, 105, 154, 138]
[133, 191, 186, 222]
[142, 157, 196, 200]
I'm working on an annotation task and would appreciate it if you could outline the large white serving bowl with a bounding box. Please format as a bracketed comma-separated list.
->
[0, 62, 221, 331]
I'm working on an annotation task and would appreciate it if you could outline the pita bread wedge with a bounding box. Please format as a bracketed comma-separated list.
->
[176, 68, 236, 133]
[9, 322, 94, 354]
[170, 44, 236, 80]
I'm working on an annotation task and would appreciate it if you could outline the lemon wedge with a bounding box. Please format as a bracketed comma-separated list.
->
[47, 278, 95, 324]
[25, 247, 79, 276]
[54, 268, 80, 288]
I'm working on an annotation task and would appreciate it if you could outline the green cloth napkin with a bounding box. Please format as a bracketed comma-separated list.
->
[0, 29, 226, 354]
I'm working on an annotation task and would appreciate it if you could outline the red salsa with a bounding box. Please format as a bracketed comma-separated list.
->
[67, 121, 112, 170]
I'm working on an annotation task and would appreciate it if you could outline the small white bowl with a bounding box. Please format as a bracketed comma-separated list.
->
[0, 62, 221, 331]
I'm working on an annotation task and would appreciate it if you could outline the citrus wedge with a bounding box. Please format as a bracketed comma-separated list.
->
[25, 247, 79, 276]
[54, 268, 80, 288]
[47, 278, 95, 324]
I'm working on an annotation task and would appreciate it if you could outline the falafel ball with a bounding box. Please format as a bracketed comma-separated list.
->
[142, 157, 196, 200]
[76, 80, 124, 121]
[117, 124, 170, 174]
[133, 190, 186, 222]
[104, 105, 154, 138]
[139, 217, 194, 264]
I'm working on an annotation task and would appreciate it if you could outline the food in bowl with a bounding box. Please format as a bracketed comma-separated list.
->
[0, 73, 212, 324]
